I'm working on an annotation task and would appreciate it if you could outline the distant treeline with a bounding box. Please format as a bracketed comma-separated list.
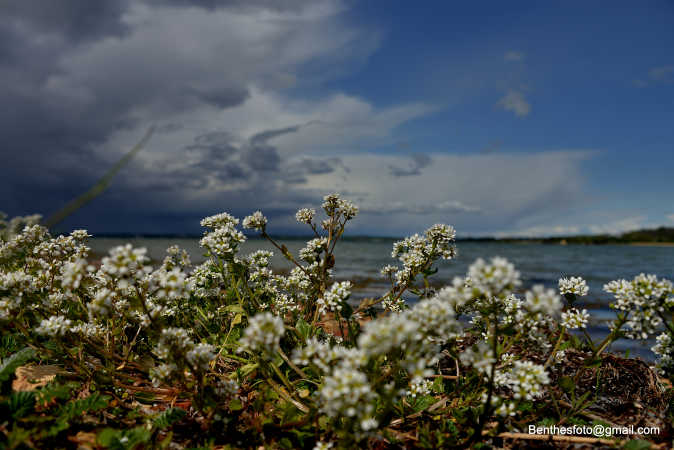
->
[479, 226, 674, 245]
[88, 227, 674, 245]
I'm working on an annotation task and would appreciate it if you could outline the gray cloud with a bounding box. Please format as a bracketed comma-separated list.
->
[1, 0, 130, 42]
[363, 200, 481, 215]
[388, 153, 432, 176]
[0, 0, 376, 233]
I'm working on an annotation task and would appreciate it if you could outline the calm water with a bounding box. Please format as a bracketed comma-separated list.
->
[90, 237, 674, 361]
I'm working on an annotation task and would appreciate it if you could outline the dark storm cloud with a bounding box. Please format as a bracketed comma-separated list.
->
[0, 0, 380, 235]
[388, 153, 432, 176]
[1, 0, 130, 42]
[0, 0, 320, 223]
[147, 0, 311, 11]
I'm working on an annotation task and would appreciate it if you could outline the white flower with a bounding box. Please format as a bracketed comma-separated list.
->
[495, 401, 517, 417]
[561, 308, 590, 329]
[460, 341, 495, 374]
[604, 273, 673, 339]
[494, 360, 550, 401]
[163, 245, 191, 270]
[155, 327, 192, 359]
[317, 281, 352, 315]
[318, 366, 377, 431]
[321, 193, 359, 220]
[406, 377, 433, 398]
[186, 342, 216, 370]
[239, 312, 285, 358]
[88, 288, 116, 317]
[652, 332, 674, 374]
[559, 276, 589, 297]
[100, 244, 150, 280]
[524, 284, 562, 316]
[215, 378, 239, 399]
[296, 208, 316, 224]
[150, 363, 177, 386]
[199, 224, 246, 258]
[36, 315, 72, 336]
[242, 211, 267, 231]
[467, 257, 521, 298]
[200, 212, 239, 229]
[299, 238, 328, 263]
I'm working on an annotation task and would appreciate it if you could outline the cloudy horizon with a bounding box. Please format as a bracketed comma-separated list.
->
[1, 1, 673, 237]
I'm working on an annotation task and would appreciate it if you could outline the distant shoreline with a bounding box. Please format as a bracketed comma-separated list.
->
[84, 226, 674, 246]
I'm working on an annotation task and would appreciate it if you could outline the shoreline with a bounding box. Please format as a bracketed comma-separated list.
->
[627, 241, 674, 247]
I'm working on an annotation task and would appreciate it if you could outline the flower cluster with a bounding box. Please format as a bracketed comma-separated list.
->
[238, 312, 285, 358]
[321, 194, 358, 220]
[652, 332, 674, 374]
[299, 238, 328, 263]
[317, 281, 352, 315]
[561, 308, 590, 329]
[387, 224, 456, 287]
[318, 366, 378, 435]
[558, 276, 589, 297]
[467, 257, 521, 299]
[406, 377, 433, 398]
[296, 208, 316, 224]
[605, 273, 673, 339]
[151, 327, 216, 385]
[524, 284, 562, 316]
[242, 211, 268, 231]
[199, 213, 246, 259]
[494, 360, 550, 401]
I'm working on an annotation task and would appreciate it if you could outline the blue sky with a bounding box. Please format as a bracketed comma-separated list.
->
[0, 0, 672, 236]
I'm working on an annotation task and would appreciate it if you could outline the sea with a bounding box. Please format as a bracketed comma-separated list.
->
[89, 237, 674, 361]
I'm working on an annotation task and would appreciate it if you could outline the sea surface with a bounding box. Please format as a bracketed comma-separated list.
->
[89, 237, 674, 361]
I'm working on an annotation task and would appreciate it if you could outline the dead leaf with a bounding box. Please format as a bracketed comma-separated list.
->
[12, 364, 63, 391]
[67, 431, 97, 450]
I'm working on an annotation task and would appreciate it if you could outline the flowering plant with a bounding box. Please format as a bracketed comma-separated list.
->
[0, 195, 671, 448]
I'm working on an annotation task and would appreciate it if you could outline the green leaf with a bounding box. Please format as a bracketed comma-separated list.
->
[153, 407, 186, 429]
[229, 397, 243, 411]
[224, 304, 245, 313]
[295, 318, 311, 340]
[558, 376, 575, 394]
[0, 347, 36, 383]
[97, 427, 152, 450]
[622, 439, 654, 450]
[6, 391, 36, 419]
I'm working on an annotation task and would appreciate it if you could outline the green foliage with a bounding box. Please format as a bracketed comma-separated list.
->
[0, 347, 35, 384]
[97, 427, 152, 450]
[5, 390, 35, 419]
[152, 407, 186, 429]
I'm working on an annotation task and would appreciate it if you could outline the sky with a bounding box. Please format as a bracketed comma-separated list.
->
[1, 0, 673, 237]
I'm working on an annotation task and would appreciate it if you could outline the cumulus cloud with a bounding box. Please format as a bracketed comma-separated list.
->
[496, 90, 531, 117]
